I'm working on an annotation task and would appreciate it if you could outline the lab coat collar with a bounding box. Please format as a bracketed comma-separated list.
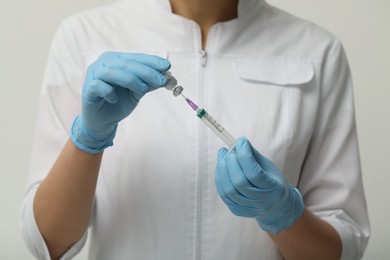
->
[154, 0, 264, 18]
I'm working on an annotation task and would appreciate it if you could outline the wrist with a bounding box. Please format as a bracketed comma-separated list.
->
[256, 185, 304, 234]
[70, 115, 117, 154]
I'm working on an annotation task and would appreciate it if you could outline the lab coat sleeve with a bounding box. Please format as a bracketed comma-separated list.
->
[298, 39, 370, 259]
[20, 187, 88, 260]
[20, 18, 89, 259]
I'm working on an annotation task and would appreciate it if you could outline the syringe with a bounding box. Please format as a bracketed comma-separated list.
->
[184, 96, 237, 149]
[164, 71, 236, 149]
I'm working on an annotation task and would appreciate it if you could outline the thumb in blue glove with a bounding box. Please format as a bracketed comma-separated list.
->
[71, 52, 171, 154]
[215, 137, 304, 234]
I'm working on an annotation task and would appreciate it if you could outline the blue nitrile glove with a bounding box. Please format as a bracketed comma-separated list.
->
[71, 52, 171, 154]
[215, 137, 304, 234]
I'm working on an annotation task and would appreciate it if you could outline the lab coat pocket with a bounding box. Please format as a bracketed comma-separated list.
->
[231, 57, 314, 172]
[235, 57, 314, 86]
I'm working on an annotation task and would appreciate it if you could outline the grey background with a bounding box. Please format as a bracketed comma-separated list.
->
[1, 0, 388, 259]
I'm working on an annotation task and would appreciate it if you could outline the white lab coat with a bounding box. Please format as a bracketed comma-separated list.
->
[20, 0, 370, 259]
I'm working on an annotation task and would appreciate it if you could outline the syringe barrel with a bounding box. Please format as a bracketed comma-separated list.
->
[197, 109, 236, 149]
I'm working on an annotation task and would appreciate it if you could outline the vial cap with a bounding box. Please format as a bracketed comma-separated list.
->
[172, 86, 184, 97]
[164, 71, 177, 90]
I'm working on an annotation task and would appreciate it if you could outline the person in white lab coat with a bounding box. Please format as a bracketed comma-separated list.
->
[20, 0, 370, 259]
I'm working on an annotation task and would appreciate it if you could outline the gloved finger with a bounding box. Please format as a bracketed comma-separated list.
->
[216, 148, 242, 201]
[217, 149, 260, 207]
[215, 148, 231, 200]
[101, 59, 168, 87]
[251, 147, 286, 184]
[128, 90, 144, 103]
[227, 204, 261, 218]
[92, 66, 149, 94]
[216, 152, 272, 218]
[216, 165, 258, 217]
[83, 79, 118, 103]
[116, 52, 171, 72]
[216, 166, 263, 218]
[225, 148, 260, 199]
[235, 137, 275, 190]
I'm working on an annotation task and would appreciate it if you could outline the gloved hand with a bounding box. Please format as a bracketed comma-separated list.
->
[71, 52, 171, 154]
[215, 137, 304, 234]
